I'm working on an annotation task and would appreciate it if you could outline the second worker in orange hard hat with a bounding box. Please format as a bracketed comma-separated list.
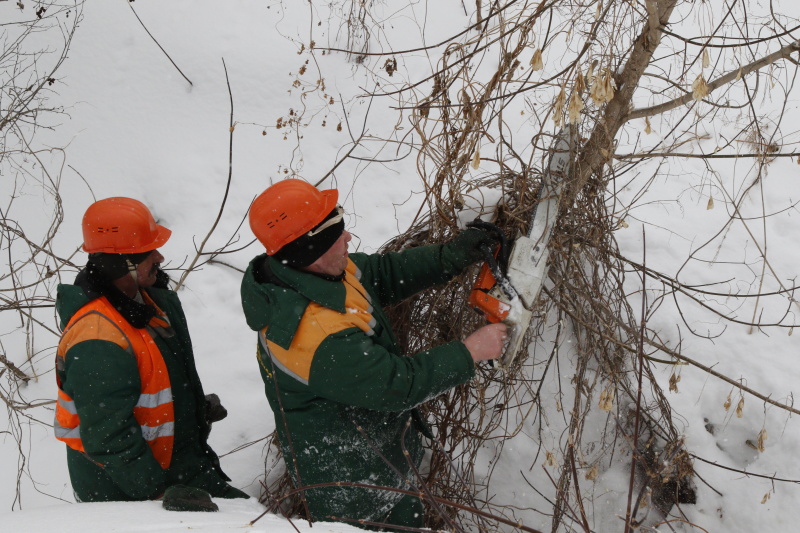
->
[240, 179, 508, 529]
[54, 197, 249, 510]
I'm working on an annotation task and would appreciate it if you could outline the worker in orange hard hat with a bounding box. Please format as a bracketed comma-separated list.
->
[240, 179, 508, 529]
[55, 197, 248, 511]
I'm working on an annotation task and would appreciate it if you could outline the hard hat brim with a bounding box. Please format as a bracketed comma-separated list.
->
[81, 224, 172, 254]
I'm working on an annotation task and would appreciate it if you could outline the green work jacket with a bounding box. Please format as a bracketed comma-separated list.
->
[240, 243, 477, 523]
[55, 279, 235, 502]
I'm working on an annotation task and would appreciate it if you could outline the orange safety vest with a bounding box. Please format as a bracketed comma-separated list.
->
[54, 294, 176, 469]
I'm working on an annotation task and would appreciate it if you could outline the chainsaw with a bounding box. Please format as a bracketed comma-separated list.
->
[468, 126, 575, 368]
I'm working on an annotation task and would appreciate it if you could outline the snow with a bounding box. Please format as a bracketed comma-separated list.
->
[3, 0, 800, 532]
[1, 498, 355, 533]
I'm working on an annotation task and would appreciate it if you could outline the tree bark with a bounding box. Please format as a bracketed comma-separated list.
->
[566, 0, 679, 206]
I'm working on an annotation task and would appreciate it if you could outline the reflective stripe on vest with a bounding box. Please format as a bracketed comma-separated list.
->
[54, 296, 176, 469]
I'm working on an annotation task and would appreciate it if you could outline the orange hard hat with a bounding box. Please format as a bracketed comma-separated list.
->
[249, 179, 338, 254]
[82, 197, 171, 254]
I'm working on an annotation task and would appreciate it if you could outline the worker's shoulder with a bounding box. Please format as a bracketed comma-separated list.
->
[59, 306, 132, 355]
[265, 301, 366, 384]
[300, 300, 368, 338]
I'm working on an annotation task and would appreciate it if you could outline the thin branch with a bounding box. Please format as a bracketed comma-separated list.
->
[0, 353, 30, 382]
[175, 59, 234, 291]
[615, 151, 800, 160]
[628, 39, 800, 121]
[624, 228, 647, 533]
[127, 1, 193, 87]
[691, 453, 800, 484]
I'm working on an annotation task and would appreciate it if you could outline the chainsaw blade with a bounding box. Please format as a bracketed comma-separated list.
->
[498, 126, 574, 368]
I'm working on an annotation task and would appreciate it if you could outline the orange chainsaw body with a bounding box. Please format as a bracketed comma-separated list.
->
[468, 248, 512, 324]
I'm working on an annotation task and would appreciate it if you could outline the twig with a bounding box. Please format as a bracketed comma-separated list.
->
[567, 447, 591, 532]
[615, 151, 800, 160]
[251, 481, 303, 533]
[399, 419, 463, 532]
[127, 1, 193, 87]
[430, 435, 493, 533]
[314, 95, 374, 188]
[206, 259, 245, 274]
[691, 453, 800, 485]
[624, 227, 648, 533]
[175, 59, 234, 291]
[0, 353, 31, 382]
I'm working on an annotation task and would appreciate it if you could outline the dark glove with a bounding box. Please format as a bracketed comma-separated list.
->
[449, 222, 504, 264]
[205, 393, 228, 424]
[162, 485, 219, 512]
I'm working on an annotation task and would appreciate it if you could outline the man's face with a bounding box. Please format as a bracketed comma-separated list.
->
[304, 231, 351, 277]
[135, 249, 164, 288]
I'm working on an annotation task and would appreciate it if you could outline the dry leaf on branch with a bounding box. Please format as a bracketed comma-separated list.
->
[757, 428, 767, 452]
[545, 450, 558, 468]
[590, 69, 616, 104]
[530, 48, 543, 71]
[692, 74, 709, 101]
[599, 387, 614, 411]
[471, 149, 481, 170]
[575, 67, 586, 93]
[568, 91, 584, 124]
[669, 372, 680, 392]
[553, 86, 566, 126]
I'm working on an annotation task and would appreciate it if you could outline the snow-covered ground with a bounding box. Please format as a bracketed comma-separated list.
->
[2, 498, 354, 533]
[3, 1, 800, 532]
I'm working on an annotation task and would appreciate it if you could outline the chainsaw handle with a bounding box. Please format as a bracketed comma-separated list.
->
[466, 220, 511, 271]
[480, 243, 518, 301]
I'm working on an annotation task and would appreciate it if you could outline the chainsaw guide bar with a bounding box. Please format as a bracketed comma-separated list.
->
[469, 127, 575, 368]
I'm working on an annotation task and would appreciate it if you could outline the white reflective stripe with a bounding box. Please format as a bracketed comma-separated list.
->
[258, 331, 270, 355]
[354, 266, 362, 280]
[140, 421, 175, 442]
[54, 414, 173, 443]
[135, 388, 173, 409]
[259, 331, 309, 386]
[53, 418, 81, 440]
[367, 317, 377, 329]
[58, 396, 78, 415]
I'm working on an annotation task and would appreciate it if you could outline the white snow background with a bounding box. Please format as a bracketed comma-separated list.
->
[2, 1, 800, 532]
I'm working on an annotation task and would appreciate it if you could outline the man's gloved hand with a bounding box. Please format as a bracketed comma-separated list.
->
[450, 222, 504, 263]
[162, 485, 219, 512]
[205, 393, 228, 424]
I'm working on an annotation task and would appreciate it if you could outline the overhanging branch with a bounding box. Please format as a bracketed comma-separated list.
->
[628, 39, 800, 121]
